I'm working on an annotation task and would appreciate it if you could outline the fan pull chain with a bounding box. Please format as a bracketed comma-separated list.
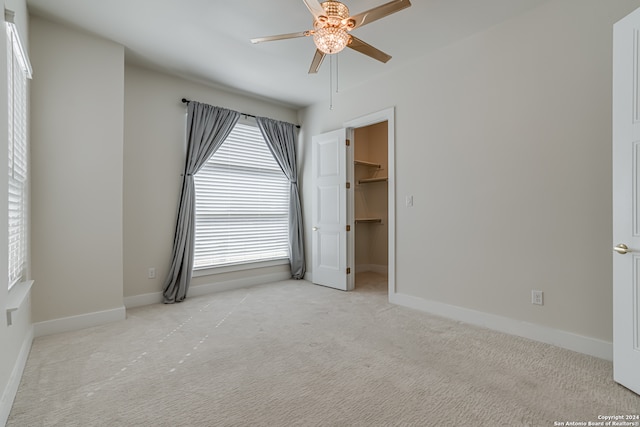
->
[336, 53, 339, 94]
[328, 54, 341, 110]
[329, 54, 334, 110]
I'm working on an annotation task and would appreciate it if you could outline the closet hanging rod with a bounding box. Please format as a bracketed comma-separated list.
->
[181, 98, 300, 129]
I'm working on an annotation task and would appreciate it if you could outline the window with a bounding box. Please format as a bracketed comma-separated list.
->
[193, 122, 290, 269]
[6, 10, 31, 289]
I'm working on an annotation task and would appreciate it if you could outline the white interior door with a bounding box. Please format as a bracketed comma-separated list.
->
[311, 129, 348, 290]
[613, 7, 640, 396]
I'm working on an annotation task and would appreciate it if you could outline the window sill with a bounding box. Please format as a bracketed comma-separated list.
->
[193, 258, 289, 277]
[6, 279, 33, 326]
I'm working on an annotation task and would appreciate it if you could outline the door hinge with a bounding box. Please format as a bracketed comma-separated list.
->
[346, 225, 351, 232]
[346, 182, 351, 189]
[346, 267, 351, 274]
[346, 139, 351, 146]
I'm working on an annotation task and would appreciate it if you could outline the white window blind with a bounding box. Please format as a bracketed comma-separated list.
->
[6, 10, 31, 290]
[193, 122, 290, 269]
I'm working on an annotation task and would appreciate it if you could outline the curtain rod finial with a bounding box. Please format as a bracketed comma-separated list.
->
[182, 98, 190, 104]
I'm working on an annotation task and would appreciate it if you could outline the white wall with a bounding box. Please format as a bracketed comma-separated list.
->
[29, 17, 125, 323]
[123, 64, 299, 302]
[0, 0, 32, 423]
[300, 0, 640, 344]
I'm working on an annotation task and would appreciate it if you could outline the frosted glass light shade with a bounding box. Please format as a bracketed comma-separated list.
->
[313, 27, 350, 54]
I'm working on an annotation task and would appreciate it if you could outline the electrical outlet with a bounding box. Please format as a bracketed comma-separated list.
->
[531, 290, 543, 306]
[148, 267, 156, 279]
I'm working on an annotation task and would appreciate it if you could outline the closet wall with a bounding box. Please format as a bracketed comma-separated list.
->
[354, 122, 389, 278]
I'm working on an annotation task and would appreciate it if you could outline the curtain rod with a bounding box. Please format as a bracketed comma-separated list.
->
[181, 98, 300, 129]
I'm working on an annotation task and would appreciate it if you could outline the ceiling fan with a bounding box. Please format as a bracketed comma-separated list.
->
[251, 0, 412, 74]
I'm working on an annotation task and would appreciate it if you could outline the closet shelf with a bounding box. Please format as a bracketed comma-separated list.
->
[354, 160, 381, 168]
[355, 218, 382, 223]
[358, 177, 388, 184]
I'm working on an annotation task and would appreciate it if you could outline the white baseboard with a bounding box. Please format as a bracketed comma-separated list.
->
[34, 306, 126, 338]
[0, 326, 33, 426]
[123, 291, 163, 308]
[389, 292, 613, 361]
[189, 271, 292, 298]
[124, 271, 293, 309]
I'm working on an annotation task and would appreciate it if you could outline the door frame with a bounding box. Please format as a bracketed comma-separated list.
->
[344, 107, 395, 296]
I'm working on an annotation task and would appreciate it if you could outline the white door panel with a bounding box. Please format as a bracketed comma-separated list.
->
[613, 7, 640, 395]
[318, 184, 340, 224]
[312, 129, 348, 290]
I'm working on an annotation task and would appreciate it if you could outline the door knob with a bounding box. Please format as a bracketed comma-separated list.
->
[313, 227, 319, 231]
[614, 243, 630, 255]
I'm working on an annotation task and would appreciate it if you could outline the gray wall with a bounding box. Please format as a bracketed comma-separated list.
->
[29, 16, 125, 323]
[300, 0, 640, 343]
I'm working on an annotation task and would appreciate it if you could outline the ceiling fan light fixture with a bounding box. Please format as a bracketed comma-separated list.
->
[313, 27, 351, 54]
[251, 0, 412, 73]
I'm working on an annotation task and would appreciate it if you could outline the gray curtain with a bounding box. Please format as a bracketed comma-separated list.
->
[163, 102, 240, 303]
[256, 117, 306, 279]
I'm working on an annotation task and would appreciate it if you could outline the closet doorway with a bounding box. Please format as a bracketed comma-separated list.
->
[346, 108, 395, 295]
[353, 122, 389, 291]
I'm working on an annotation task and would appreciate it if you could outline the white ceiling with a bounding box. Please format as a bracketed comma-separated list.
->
[26, 0, 551, 108]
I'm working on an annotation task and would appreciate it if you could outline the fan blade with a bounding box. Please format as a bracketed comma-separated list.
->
[308, 49, 326, 74]
[349, 0, 411, 29]
[347, 36, 392, 63]
[303, 0, 327, 20]
[251, 31, 310, 44]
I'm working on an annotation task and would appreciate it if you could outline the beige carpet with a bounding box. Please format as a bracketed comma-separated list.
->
[7, 273, 640, 426]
